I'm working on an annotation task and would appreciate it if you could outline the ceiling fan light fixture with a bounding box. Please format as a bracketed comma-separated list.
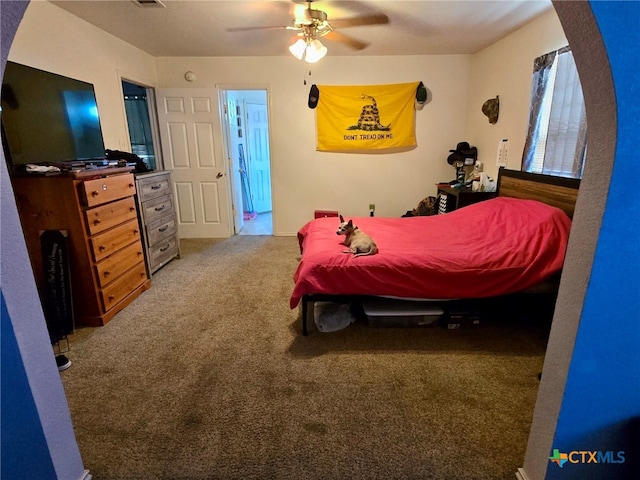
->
[289, 38, 307, 60]
[304, 39, 327, 63]
[315, 20, 331, 34]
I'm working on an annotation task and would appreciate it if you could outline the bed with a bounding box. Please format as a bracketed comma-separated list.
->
[291, 169, 580, 335]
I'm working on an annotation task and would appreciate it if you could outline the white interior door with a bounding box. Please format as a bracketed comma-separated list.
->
[156, 88, 230, 238]
[245, 102, 272, 214]
[222, 93, 244, 234]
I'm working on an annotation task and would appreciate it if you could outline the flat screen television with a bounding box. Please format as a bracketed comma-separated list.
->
[1, 61, 106, 168]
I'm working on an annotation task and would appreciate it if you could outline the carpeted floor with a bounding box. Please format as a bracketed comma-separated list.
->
[60, 236, 550, 480]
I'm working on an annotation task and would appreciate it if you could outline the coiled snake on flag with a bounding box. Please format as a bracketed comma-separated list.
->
[355, 95, 390, 131]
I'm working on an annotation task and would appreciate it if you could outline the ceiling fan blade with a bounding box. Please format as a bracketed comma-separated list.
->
[323, 30, 368, 51]
[226, 25, 292, 33]
[329, 13, 389, 29]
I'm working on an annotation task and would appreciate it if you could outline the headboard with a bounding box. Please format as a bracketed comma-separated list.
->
[497, 168, 581, 219]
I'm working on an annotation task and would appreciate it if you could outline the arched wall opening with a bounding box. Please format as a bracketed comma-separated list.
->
[520, 1, 618, 478]
[2, 3, 631, 480]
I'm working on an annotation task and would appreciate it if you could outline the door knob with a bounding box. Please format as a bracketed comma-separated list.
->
[216, 172, 224, 179]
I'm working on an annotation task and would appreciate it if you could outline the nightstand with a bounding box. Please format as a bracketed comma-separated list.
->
[437, 186, 496, 214]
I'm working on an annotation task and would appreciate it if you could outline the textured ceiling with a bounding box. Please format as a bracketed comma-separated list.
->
[49, 0, 554, 57]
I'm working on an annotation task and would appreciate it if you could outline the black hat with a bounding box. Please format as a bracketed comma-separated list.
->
[447, 142, 477, 165]
[415, 81, 427, 110]
[308, 84, 319, 109]
[450, 142, 470, 153]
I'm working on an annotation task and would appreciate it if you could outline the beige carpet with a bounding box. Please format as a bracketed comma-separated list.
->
[61, 236, 549, 480]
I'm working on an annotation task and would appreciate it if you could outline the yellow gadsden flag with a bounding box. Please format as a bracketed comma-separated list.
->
[315, 82, 419, 152]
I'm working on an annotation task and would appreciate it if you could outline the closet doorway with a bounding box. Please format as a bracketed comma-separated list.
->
[221, 89, 273, 236]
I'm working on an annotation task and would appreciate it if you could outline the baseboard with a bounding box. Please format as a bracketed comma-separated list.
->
[79, 470, 92, 480]
[515, 467, 530, 480]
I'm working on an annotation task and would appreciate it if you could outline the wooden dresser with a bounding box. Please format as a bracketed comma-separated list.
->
[135, 171, 180, 275]
[11, 167, 151, 326]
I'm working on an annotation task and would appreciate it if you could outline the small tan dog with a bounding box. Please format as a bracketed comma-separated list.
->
[336, 215, 378, 257]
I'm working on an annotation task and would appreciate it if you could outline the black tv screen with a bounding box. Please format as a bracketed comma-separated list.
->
[1, 61, 105, 167]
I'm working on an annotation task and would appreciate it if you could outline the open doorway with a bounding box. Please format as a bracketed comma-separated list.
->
[221, 89, 273, 236]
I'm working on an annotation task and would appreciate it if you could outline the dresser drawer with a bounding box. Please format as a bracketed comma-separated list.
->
[81, 173, 136, 208]
[147, 214, 177, 246]
[137, 174, 171, 202]
[94, 241, 145, 288]
[142, 194, 174, 224]
[148, 236, 179, 271]
[89, 218, 141, 262]
[85, 196, 138, 236]
[100, 262, 147, 311]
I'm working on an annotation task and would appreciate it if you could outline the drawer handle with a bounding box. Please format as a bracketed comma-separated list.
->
[134, 229, 139, 235]
[94, 218, 101, 225]
[129, 183, 134, 188]
[151, 184, 162, 190]
[99, 245, 106, 251]
[104, 271, 111, 277]
[130, 207, 136, 212]
[137, 250, 143, 256]
[160, 244, 171, 252]
[108, 295, 115, 301]
[158, 225, 169, 233]
[92, 191, 99, 197]
[154, 205, 166, 212]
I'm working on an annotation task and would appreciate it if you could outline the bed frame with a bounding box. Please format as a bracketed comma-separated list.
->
[496, 169, 580, 219]
[299, 169, 580, 335]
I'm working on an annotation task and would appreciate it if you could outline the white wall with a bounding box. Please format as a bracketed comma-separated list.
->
[9, 1, 158, 155]
[155, 55, 470, 234]
[8, 1, 568, 237]
[465, 9, 568, 178]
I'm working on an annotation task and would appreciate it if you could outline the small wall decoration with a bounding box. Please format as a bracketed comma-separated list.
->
[482, 96, 500, 124]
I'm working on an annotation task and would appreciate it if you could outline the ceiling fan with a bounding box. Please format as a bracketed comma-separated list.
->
[227, 0, 389, 62]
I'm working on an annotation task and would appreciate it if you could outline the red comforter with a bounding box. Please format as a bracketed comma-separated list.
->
[290, 197, 572, 308]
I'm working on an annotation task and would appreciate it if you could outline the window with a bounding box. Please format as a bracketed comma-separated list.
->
[522, 47, 587, 179]
[121, 80, 161, 171]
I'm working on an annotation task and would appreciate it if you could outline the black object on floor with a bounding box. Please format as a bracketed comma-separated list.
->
[56, 354, 72, 372]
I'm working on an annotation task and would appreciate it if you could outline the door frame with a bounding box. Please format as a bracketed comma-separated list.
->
[217, 84, 274, 235]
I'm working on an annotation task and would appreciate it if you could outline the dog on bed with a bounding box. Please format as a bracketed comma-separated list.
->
[336, 215, 378, 257]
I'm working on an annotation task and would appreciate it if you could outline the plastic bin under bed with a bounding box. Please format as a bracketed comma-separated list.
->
[362, 298, 444, 328]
